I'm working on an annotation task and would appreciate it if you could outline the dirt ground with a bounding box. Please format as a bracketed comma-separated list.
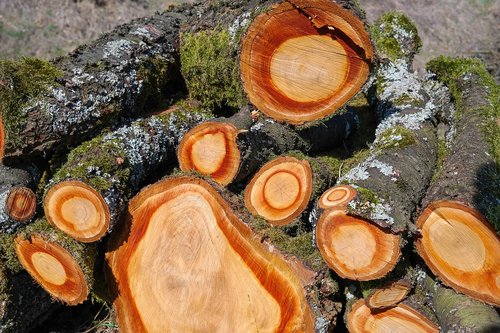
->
[0, 0, 499, 79]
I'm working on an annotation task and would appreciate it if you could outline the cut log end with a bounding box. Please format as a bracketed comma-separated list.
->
[416, 200, 500, 306]
[109, 176, 314, 332]
[240, 0, 373, 124]
[319, 185, 357, 209]
[44, 180, 110, 242]
[347, 299, 439, 333]
[315, 207, 400, 280]
[6, 187, 37, 222]
[177, 122, 241, 186]
[244, 156, 313, 226]
[14, 234, 89, 305]
[365, 281, 411, 310]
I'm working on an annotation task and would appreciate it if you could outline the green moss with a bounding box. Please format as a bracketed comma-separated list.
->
[356, 186, 381, 205]
[50, 136, 130, 195]
[0, 57, 62, 146]
[180, 29, 245, 112]
[427, 56, 499, 228]
[0, 233, 22, 273]
[136, 56, 175, 110]
[430, 136, 449, 184]
[376, 126, 416, 150]
[250, 217, 324, 271]
[392, 94, 422, 107]
[369, 12, 422, 62]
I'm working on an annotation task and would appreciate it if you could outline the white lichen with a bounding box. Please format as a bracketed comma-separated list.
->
[103, 39, 134, 59]
[229, 11, 251, 42]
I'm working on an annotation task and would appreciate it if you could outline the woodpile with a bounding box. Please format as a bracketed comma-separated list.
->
[0, 0, 498, 332]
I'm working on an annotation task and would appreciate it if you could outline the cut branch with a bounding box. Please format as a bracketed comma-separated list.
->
[44, 108, 208, 242]
[365, 280, 411, 310]
[240, 0, 373, 124]
[14, 218, 96, 305]
[315, 207, 401, 280]
[416, 201, 500, 306]
[347, 299, 439, 333]
[107, 176, 314, 332]
[244, 156, 313, 225]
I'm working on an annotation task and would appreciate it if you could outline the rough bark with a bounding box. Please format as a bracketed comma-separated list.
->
[43, 107, 209, 242]
[0, 264, 56, 333]
[0, 165, 38, 233]
[14, 218, 97, 305]
[107, 176, 315, 332]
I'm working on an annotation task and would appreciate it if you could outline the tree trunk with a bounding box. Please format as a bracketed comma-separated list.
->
[43, 106, 209, 242]
[107, 176, 316, 332]
[415, 58, 500, 306]
[0, 165, 37, 233]
[14, 218, 97, 305]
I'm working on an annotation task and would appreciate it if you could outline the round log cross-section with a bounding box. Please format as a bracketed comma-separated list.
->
[177, 122, 241, 186]
[244, 156, 313, 225]
[315, 207, 400, 280]
[6, 187, 36, 222]
[107, 176, 314, 332]
[15, 235, 89, 305]
[416, 201, 500, 306]
[44, 181, 110, 243]
[347, 299, 439, 333]
[240, 0, 373, 124]
[318, 185, 357, 209]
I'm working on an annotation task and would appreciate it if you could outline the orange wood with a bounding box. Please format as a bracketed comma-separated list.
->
[44, 180, 110, 242]
[319, 185, 357, 209]
[177, 122, 241, 186]
[244, 156, 313, 225]
[416, 200, 500, 306]
[347, 299, 439, 333]
[15, 235, 88, 305]
[108, 176, 314, 332]
[6, 186, 36, 222]
[315, 207, 400, 280]
[240, 0, 373, 124]
[365, 281, 411, 310]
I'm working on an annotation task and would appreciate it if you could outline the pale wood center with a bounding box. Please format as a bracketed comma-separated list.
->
[428, 212, 486, 272]
[263, 171, 300, 209]
[270, 35, 348, 103]
[61, 197, 100, 232]
[332, 224, 376, 270]
[366, 314, 427, 333]
[128, 192, 280, 332]
[31, 251, 67, 286]
[191, 132, 227, 174]
[327, 188, 349, 203]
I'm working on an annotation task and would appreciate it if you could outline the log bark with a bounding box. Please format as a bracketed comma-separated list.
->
[346, 299, 439, 333]
[107, 176, 315, 332]
[43, 107, 209, 242]
[178, 106, 358, 186]
[0, 13, 187, 160]
[14, 218, 96, 305]
[240, 0, 373, 124]
[0, 165, 37, 233]
[415, 58, 500, 306]
[0, 264, 56, 333]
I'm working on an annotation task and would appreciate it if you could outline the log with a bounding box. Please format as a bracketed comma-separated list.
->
[0, 12, 186, 160]
[422, 273, 500, 332]
[0, 165, 37, 233]
[333, 13, 439, 234]
[43, 107, 209, 242]
[364, 280, 411, 310]
[346, 299, 439, 333]
[415, 57, 500, 306]
[14, 218, 96, 305]
[0, 264, 56, 333]
[178, 106, 358, 186]
[107, 176, 314, 332]
[240, 0, 373, 124]
[315, 207, 400, 280]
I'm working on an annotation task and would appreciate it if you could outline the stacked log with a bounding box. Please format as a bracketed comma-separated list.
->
[0, 0, 498, 332]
